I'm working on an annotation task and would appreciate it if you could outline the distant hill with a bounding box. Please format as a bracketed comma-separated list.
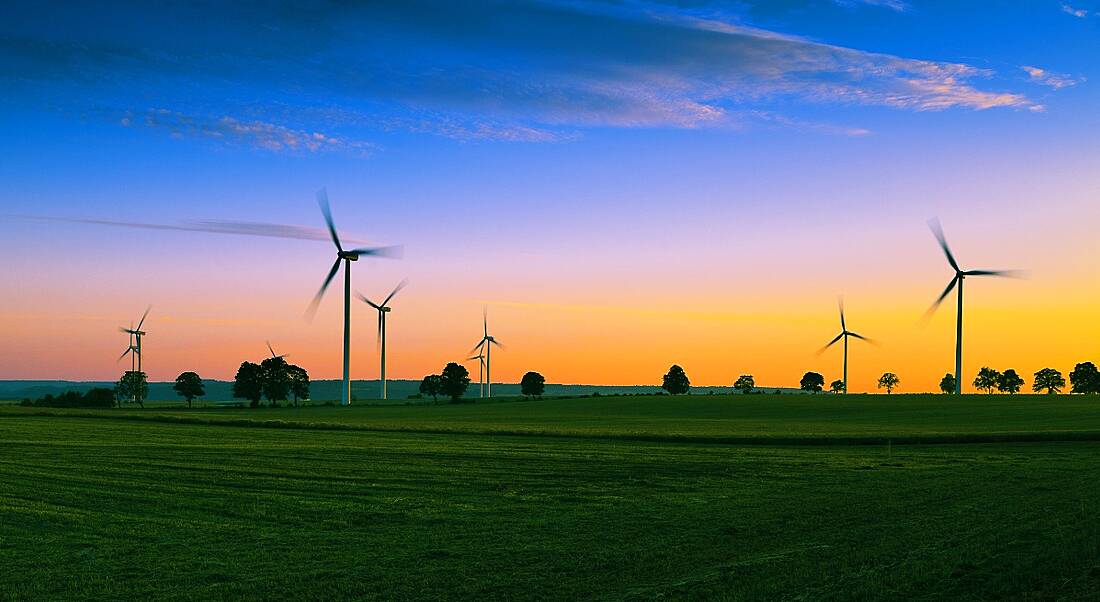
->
[0, 380, 807, 402]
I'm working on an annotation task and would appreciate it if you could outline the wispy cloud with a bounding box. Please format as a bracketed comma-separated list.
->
[11, 215, 374, 245]
[833, 0, 910, 12]
[1061, 3, 1090, 17]
[1021, 66, 1082, 89]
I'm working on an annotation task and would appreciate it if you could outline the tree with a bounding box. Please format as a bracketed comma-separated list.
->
[173, 372, 205, 408]
[286, 365, 310, 406]
[1032, 368, 1065, 394]
[439, 363, 471, 402]
[662, 365, 690, 395]
[115, 371, 148, 408]
[973, 367, 1001, 394]
[800, 372, 824, 393]
[520, 371, 546, 399]
[829, 379, 845, 394]
[997, 369, 1024, 394]
[939, 373, 956, 394]
[1070, 362, 1100, 394]
[419, 374, 443, 402]
[260, 356, 290, 406]
[877, 373, 900, 394]
[233, 361, 264, 407]
[733, 374, 755, 394]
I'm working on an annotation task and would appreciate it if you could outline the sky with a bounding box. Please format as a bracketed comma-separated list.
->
[1, 0, 1098, 392]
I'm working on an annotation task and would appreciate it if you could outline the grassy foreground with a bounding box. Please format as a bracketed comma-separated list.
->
[2, 395, 1100, 600]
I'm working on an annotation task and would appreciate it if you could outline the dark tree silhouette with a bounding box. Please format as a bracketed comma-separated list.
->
[116, 371, 148, 408]
[260, 356, 290, 406]
[287, 365, 310, 406]
[520, 371, 545, 399]
[973, 367, 1001, 394]
[419, 374, 443, 402]
[233, 361, 264, 407]
[800, 372, 824, 393]
[997, 369, 1024, 394]
[173, 372, 205, 408]
[440, 363, 471, 402]
[733, 374, 755, 394]
[939, 373, 956, 394]
[877, 372, 899, 394]
[829, 379, 845, 394]
[1070, 362, 1100, 394]
[1032, 368, 1065, 394]
[662, 365, 690, 395]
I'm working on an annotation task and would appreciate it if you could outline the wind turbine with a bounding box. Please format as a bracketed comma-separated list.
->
[357, 279, 408, 400]
[470, 308, 503, 398]
[926, 219, 1022, 394]
[266, 341, 288, 361]
[466, 351, 486, 398]
[118, 306, 151, 375]
[306, 188, 400, 407]
[817, 297, 875, 394]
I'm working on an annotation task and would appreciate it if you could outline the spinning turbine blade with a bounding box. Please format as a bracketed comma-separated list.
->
[137, 305, 151, 330]
[382, 279, 409, 307]
[847, 332, 878, 345]
[118, 347, 132, 362]
[963, 269, 1026, 278]
[490, 339, 504, 349]
[356, 292, 382, 310]
[925, 276, 959, 318]
[470, 339, 487, 354]
[838, 297, 846, 332]
[317, 188, 343, 252]
[349, 245, 404, 259]
[267, 341, 277, 358]
[928, 218, 960, 272]
[817, 332, 844, 355]
[306, 257, 342, 319]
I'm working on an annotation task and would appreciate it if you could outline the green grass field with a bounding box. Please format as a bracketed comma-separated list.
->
[3, 394, 1100, 600]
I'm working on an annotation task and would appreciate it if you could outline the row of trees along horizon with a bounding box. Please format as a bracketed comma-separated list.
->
[17, 361, 1100, 409]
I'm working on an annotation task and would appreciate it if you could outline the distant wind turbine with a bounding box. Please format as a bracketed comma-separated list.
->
[926, 219, 1022, 394]
[357, 279, 408, 400]
[266, 341, 288, 361]
[306, 188, 401, 406]
[817, 297, 875, 394]
[467, 351, 486, 398]
[470, 309, 503, 398]
[118, 306, 151, 375]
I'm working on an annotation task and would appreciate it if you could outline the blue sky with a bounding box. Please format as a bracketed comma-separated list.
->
[1, 1, 1098, 387]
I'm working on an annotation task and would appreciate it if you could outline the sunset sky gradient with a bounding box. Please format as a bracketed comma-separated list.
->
[1, 1, 1098, 392]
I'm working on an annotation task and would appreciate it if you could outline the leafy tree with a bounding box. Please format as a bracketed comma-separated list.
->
[973, 367, 1001, 394]
[877, 372, 900, 394]
[733, 374, 755, 394]
[286, 365, 310, 406]
[440, 363, 471, 402]
[800, 372, 824, 393]
[173, 372, 205, 408]
[997, 369, 1024, 394]
[1070, 362, 1100, 394]
[232, 361, 264, 407]
[260, 356, 290, 406]
[115, 371, 148, 408]
[520, 371, 546, 399]
[419, 374, 443, 402]
[1032, 368, 1065, 394]
[829, 379, 845, 394]
[662, 365, 691, 395]
[83, 388, 116, 408]
[939, 373, 956, 394]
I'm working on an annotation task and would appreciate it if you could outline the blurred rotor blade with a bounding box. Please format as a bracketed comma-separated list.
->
[963, 269, 1027, 278]
[382, 278, 409, 307]
[483, 308, 488, 337]
[470, 339, 487, 355]
[267, 340, 277, 358]
[306, 257, 342, 320]
[838, 296, 846, 332]
[928, 218, 960, 272]
[119, 326, 133, 334]
[847, 332, 879, 346]
[356, 292, 382, 310]
[137, 305, 151, 330]
[816, 332, 844, 355]
[349, 245, 403, 259]
[490, 339, 503, 349]
[317, 188, 343, 252]
[118, 347, 133, 362]
[923, 276, 959, 320]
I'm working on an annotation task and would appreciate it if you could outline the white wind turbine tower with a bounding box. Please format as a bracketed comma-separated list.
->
[926, 219, 1023, 394]
[466, 351, 486, 398]
[357, 279, 408, 400]
[817, 297, 876, 394]
[470, 308, 503, 398]
[306, 188, 401, 406]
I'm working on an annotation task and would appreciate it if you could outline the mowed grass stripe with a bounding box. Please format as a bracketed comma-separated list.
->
[2, 416, 1100, 600]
